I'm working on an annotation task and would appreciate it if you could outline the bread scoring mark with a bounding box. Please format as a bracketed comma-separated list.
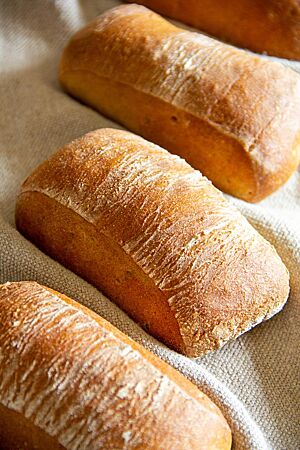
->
[20, 129, 289, 355]
[0, 282, 227, 449]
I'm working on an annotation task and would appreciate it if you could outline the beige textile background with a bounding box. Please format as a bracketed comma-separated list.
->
[0, 1, 299, 449]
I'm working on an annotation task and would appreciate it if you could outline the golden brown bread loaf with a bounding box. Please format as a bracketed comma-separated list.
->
[129, 0, 300, 60]
[59, 4, 300, 202]
[16, 128, 290, 357]
[0, 281, 232, 450]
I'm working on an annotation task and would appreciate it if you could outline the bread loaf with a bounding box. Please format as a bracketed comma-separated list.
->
[59, 4, 300, 202]
[16, 128, 289, 357]
[129, 0, 300, 60]
[0, 281, 232, 450]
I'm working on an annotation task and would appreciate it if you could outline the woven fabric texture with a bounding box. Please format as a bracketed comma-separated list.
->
[0, 1, 299, 449]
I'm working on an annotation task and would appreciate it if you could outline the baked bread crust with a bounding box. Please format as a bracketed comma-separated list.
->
[129, 0, 300, 60]
[0, 281, 231, 450]
[16, 128, 290, 357]
[59, 4, 300, 202]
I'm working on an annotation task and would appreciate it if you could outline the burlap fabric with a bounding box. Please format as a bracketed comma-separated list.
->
[0, 1, 299, 448]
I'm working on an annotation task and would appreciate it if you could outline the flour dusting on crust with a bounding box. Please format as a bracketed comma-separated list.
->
[20, 129, 289, 355]
[0, 282, 229, 449]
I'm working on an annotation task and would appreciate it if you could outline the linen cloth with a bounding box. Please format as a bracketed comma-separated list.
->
[0, 1, 299, 448]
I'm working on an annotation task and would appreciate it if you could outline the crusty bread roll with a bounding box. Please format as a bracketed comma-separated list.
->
[129, 0, 300, 60]
[0, 281, 231, 450]
[59, 4, 300, 202]
[16, 128, 289, 357]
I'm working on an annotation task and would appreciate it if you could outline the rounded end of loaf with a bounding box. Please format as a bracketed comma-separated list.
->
[185, 240, 290, 358]
[243, 103, 300, 203]
[0, 281, 232, 450]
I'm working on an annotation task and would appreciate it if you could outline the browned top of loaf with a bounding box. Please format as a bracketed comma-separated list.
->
[129, 0, 300, 60]
[60, 4, 300, 196]
[20, 128, 289, 356]
[0, 281, 231, 450]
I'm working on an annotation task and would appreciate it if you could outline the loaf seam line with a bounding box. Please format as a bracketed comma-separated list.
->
[60, 67, 254, 156]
